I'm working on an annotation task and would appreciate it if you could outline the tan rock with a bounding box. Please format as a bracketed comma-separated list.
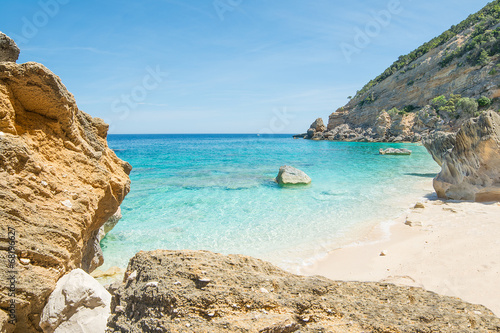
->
[0, 61, 130, 332]
[374, 111, 391, 138]
[107, 250, 500, 332]
[414, 202, 425, 209]
[431, 112, 500, 201]
[310, 118, 326, 132]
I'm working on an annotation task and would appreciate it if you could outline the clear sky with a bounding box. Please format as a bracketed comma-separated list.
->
[0, 0, 492, 134]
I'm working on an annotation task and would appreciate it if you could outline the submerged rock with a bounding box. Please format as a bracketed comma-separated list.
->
[106, 250, 500, 332]
[40, 269, 111, 333]
[379, 148, 412, 155]
[275, 165, 311, 185]
[0, 32, 20, 63]
[428, 111, 500, 201]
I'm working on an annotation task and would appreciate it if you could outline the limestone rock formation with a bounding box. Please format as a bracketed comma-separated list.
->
[0, 59, 131, 332]
[425, 111, 500, 201]
[107, 250, 500, 332]
[275, 165, 311, 185]
[0, 32, 20, 63]
[422, 131, 457, 166]
[299, 2, 500, 142]
[305, 118, 326, 139]
[40, 269, 111, 333]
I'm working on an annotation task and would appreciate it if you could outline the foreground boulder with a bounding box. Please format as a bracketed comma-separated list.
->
[0, 59, 131, 331]
[275, 165, 311, 185]
[424, 111, 500, 201]
[0, 32, 20, 63]
[40, 269, 111, 333]
[107, 250, 500, 332]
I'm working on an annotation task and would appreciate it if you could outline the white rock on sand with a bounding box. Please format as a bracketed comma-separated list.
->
[40, 269, 111, 333]
[301, 199, 500, 317]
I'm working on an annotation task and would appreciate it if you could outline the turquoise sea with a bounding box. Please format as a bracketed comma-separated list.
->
[101, 134, 440, 271]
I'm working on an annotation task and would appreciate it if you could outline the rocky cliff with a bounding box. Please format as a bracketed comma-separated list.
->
[301, 1, 500, 142]
[0, 33, 131, 332]
[424, 111, 500, 201]
[106, 250, 500, 332]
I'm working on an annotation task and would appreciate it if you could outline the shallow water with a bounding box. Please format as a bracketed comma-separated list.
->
[101, 134, 440, 271]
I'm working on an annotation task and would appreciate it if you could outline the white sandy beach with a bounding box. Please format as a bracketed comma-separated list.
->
[301, 193, 500, 317]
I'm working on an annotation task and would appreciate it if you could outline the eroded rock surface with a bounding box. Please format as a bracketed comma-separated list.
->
[0, 32, 20, 63]
[0, 61, 130, 332]
[426, 111, 500, 201]
[422, 131, 457, 166]
[107, 250, 500, 332]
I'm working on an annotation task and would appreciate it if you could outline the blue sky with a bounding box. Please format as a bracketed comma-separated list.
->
[0, 0, 492, 134]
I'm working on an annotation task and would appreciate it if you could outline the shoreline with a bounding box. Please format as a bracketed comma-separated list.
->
[93, 176, 500, 318]
[300, 195, 500, 317]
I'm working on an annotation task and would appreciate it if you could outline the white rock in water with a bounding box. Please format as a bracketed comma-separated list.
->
[275, 165, 311, 185]
[40, 268, 111, 333]
[379, 148, 412, 155]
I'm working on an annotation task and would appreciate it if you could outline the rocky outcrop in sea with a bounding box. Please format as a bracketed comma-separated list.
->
[0, 34, 130, 332]
[298, 2, 500, 143]
[106, 250, 500, 332]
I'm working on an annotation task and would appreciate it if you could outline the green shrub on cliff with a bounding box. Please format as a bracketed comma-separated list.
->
[431, 95, 447, 109]
[477, 96, 492, 107]
[457, 97, 478, 115]
[387, 107, 400, 117]
[355, 0, 500, 99]
[432, 94, 462, 118]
